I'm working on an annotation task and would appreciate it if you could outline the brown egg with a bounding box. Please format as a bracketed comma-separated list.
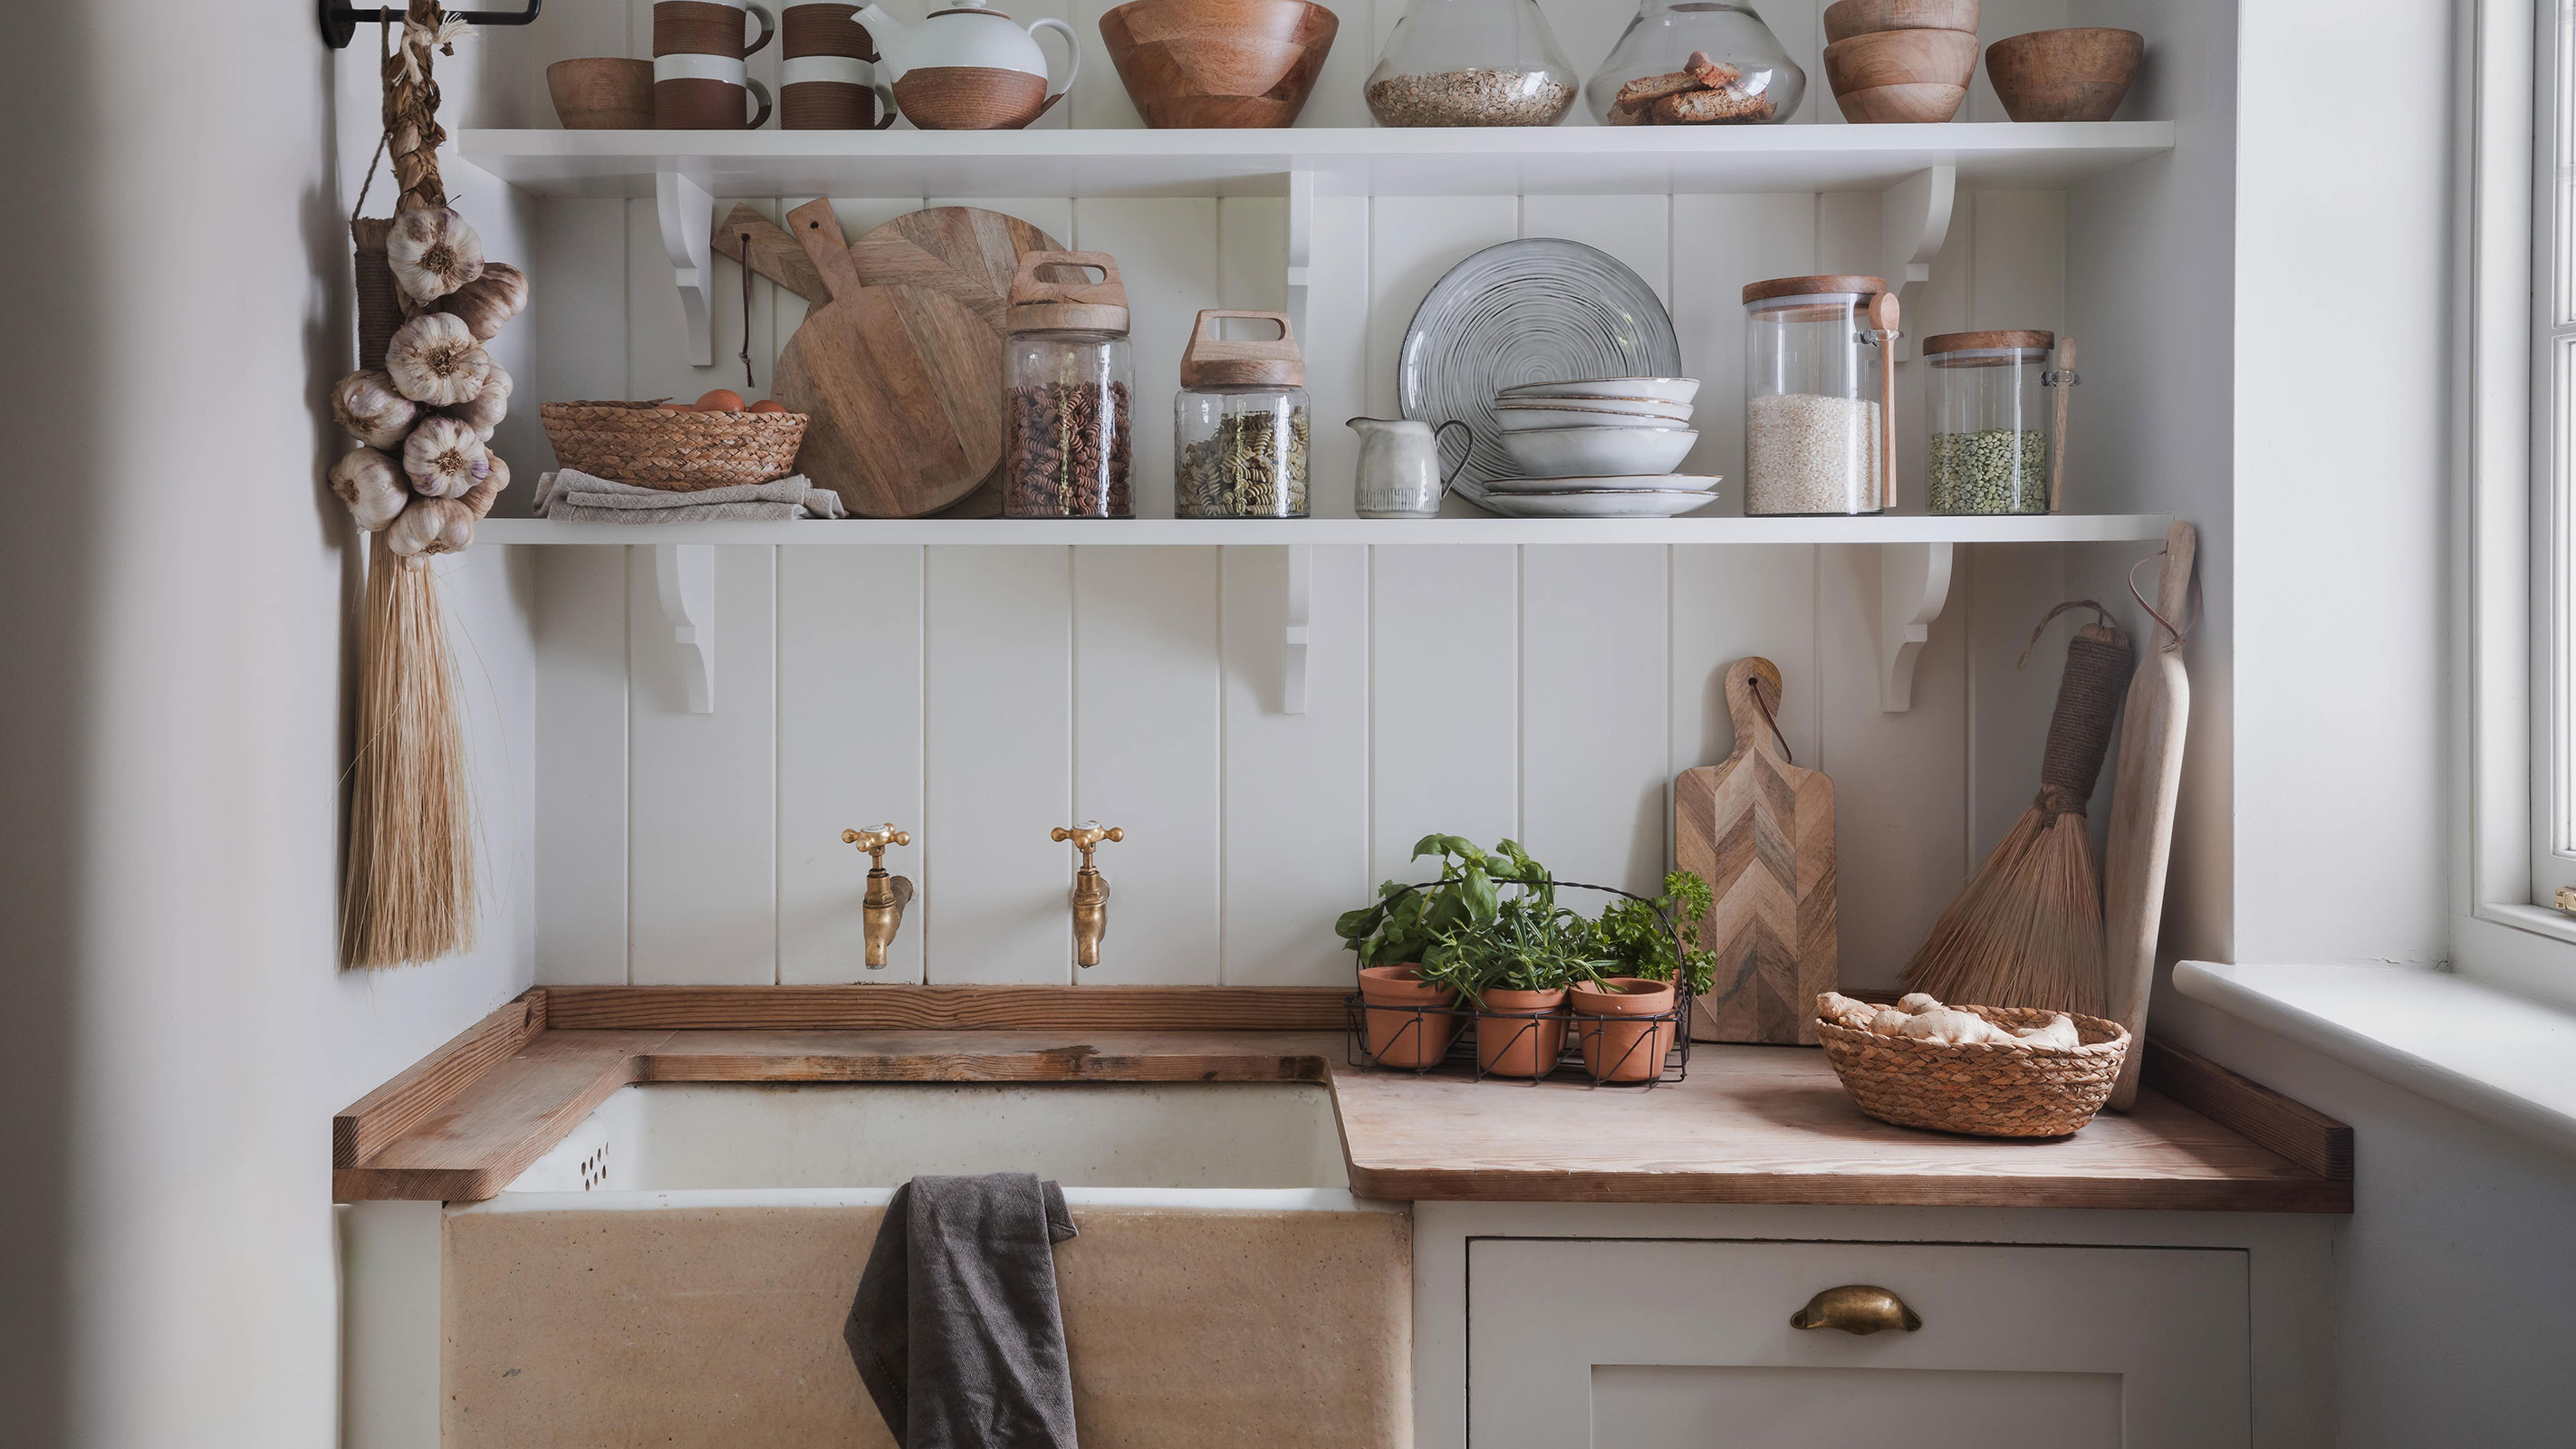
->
[747, 398, 790, 414]
[694, 389, 746, 413]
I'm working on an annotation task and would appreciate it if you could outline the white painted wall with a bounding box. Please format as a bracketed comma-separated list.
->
[0, 3, 539, 1445]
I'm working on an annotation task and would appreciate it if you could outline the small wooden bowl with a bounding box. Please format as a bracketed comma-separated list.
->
[1834, 81, 1967, 123]
[549, 57, 655, 129]
[1823, 27, 1978, 93]
[1099, 0, 1340, 129]
[1985, 26, 2142, 122]
[1822, 0, 1978, 45]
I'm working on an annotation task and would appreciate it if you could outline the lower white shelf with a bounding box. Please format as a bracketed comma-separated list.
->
[480, 512, 2172, 723]
[476, 513, 2170, 546]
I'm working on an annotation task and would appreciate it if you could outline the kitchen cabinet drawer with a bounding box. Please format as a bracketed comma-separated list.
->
[1466, 1238, 2249, 1448]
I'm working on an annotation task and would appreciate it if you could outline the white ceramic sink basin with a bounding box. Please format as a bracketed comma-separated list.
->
[505, 1080, 1350, 1193]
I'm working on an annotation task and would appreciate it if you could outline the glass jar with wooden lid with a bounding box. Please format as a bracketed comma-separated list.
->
[1924, 330, 2054, 515]
[1741, 273, 1896, 516]
[1174, 310, 1310, 519]
[1004, 251, 1134, 519]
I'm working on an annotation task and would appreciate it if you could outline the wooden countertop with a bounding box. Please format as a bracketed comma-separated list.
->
[333, 986, 2352, 1213]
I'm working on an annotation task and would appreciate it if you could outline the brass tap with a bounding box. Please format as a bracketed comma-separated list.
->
[1051, 823, 1124, 969]
[841, 825, 915, 969]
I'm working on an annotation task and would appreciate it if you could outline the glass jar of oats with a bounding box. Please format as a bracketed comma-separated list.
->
[1741, 274, 1893, 516]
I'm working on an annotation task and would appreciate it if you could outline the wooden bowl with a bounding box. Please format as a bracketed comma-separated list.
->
[1098, 0, 1340, 129]
[1833, 81, 1967, 124]
[548, 57, 655, 129]
[1822, 0, 1978, 44]
[1985, 26, 2142, 122]
[1823, 27, 1978, 93]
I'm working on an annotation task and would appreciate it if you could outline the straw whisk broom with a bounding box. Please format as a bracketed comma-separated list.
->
[1903, 601, 2132, 1014]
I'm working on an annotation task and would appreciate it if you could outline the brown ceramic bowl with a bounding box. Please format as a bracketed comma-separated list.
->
[1833, 80, 1967, 123]
[1985, 26, 2142, 122]
[1822, 27, 1978, 93]
[549, 57, 656, 129]
[1098, 0, 1340, 129]
[1821, 0, 1979, 45]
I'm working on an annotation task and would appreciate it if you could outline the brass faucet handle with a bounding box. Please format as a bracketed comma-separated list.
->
[841, 824, 912, 867]
[1051, 822, 1124, 866]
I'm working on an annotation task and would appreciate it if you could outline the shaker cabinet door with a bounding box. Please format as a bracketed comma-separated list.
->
[1466, 1239, 2249, 1449]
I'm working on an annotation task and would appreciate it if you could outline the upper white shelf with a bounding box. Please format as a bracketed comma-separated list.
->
[476, 513, 2173, 546]
[457, 122, 2176, 200]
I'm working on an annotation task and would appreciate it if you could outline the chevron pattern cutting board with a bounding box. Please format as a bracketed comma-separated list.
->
[1676, 657, 1839, 1044]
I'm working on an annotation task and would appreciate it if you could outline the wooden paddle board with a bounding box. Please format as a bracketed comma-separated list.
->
[768, 198, 1004, 519]
[2103, 521, 2196, 1109]
[1676, 657, 1839, 1044]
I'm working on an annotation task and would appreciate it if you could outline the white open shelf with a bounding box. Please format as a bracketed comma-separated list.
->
[483, 513, 2167, 721]
[458, 122, 2175, 199]
[476, 513, 2169, 546]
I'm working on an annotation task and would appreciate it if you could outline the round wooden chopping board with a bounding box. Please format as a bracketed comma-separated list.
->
[848, 206, 1068, 337]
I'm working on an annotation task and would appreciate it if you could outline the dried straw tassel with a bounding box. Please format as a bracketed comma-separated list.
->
[1903, 604, 2132, 1014]
[343, 530, 476, 967]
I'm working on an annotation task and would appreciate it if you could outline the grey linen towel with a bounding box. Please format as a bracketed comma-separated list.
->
[533, 466, 848, 523]
[846, 1173, 1081, 1449]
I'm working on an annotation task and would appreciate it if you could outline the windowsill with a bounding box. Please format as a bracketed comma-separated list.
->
[2173, 961, 2576, 1160]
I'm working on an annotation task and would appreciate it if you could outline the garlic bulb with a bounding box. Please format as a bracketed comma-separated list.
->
[385, 312, 490, 407]
[331, 369, 418, 449]
[403, 416, 488, 498]
[387, 206, 485, 304]
[459, 454, 511, 521]
[440, 262, 528, 341]
[385, 496, 450, 557]
[329, 447, 410, 531]
[443, 363, 511, 441]
[428, 499, 476, 554]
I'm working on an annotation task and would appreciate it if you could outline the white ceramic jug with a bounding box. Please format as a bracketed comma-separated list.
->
[1349, 417, 1469, 517]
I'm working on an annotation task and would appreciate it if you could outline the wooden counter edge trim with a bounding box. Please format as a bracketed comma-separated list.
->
[332, 989, 549, 1168]
[2139, 1038, 2353, 1180]
[335, 1040, 656, 1203]
[543, 984, 1355, 1032]
[641, 1048, 1336, 1084]
[1341, 1165, 2355, 1214]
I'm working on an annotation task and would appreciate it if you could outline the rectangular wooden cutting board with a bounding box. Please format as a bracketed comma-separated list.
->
[1676, 657, 1838, 1043]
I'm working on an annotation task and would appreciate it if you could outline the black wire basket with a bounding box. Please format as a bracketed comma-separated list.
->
[1342, 878, 1694, 1088]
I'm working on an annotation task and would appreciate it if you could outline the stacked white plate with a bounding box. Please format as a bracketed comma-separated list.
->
[1486, 378, 1719, 517]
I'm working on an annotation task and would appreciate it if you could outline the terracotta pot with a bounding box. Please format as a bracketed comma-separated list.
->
[1475, 987, 1569, 1079]
[1359, 964, 1458, 1069]
[1572, 977, 1678, 1083]
[1984, 27, 2142, 122]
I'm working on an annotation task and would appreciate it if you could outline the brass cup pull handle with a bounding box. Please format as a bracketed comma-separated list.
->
[1790, 1285, 1922, 1335]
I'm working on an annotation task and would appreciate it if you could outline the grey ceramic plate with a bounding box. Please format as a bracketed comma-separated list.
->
[1398, 239, 1684, 505]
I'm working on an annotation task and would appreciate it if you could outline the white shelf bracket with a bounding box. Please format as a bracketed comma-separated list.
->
[1879, 541, 1953, 713]
[1282, 542, 1312, 715]
[1879, 165, 1956, 362]
[1283, 169, 1314, 347]
[653, 542, 716, 714]
[657, 168, 716, 367]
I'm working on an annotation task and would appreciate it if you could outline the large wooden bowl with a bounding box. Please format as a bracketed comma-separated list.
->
[1985, 26, 2142, 122]
[1099, 0, 1339, 129]
[1822, 27, 1978, 94]
[1821, 0, 1978, 45]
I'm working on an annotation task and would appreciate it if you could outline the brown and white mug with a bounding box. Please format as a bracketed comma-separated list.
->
[655, 0, 777, 130]
[781, 3, 893, 129]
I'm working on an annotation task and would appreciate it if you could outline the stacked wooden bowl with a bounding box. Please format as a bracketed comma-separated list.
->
[1821, 0, 1977, 124]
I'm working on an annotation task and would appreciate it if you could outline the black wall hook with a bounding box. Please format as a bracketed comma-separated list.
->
[322, 0, 543, 49]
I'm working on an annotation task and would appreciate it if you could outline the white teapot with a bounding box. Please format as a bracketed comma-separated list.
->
[858, 0, 1081, 130]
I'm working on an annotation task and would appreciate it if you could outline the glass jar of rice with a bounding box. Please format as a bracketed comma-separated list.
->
[1741, 274, 1893, 516]
[1924, 330, 2054, 515]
